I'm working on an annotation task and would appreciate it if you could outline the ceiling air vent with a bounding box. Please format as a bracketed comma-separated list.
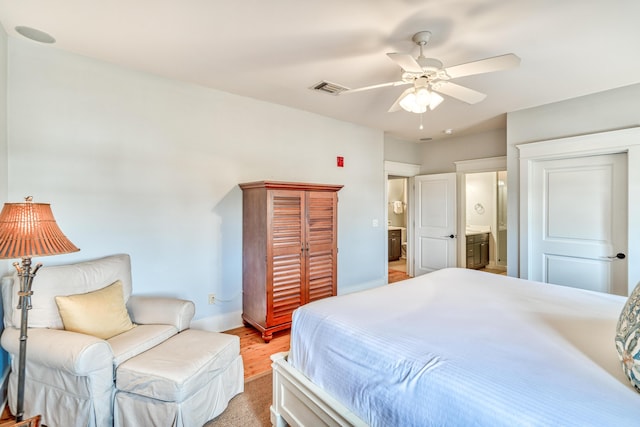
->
[310, 81, 349, 95]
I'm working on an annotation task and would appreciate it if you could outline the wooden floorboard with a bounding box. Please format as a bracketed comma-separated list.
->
[224, 326, 291, 380]
[389, 269, 411, 283]
[0, 406, 12, 424]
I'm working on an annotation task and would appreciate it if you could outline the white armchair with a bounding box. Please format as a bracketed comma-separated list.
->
[0, 254, 195, 427]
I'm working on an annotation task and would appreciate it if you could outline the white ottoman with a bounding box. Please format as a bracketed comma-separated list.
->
[114, 329, 244, 427]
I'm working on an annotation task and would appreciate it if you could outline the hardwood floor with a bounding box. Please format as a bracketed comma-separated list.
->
[0, 414, 40, 427]
[388, 269, 411, 283]
[224, 326, 290, 380]
[0, 406, 12, 425]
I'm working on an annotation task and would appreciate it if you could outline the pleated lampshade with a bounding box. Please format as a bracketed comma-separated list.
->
[0, 198, 79, 259]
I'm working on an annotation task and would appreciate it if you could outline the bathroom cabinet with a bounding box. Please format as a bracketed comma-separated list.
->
[466, 232, 489, 269]
[388, 229, 402, 261]
[239, 180, 342, 342]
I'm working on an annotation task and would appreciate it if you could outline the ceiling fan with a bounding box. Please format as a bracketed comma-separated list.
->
[341, 31, 520, 114]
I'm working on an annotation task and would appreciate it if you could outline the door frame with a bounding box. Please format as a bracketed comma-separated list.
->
[518, 126, 640, 295]
[455, 156, 507, 269]
[384, 161, 420, 279]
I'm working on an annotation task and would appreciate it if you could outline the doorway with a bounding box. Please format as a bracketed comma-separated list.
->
[455, 156, 508, 275]
[464, 171, 507, 273]
[387, 176, 409, 276]
[384, 161, 420, 281]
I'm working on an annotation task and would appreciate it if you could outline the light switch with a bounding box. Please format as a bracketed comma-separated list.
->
[372, 219, 379, 227]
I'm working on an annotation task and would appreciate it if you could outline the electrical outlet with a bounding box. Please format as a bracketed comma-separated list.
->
[208, 294, 215, 304]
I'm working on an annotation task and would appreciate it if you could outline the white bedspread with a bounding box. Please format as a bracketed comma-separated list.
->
[289, 268, 640, 426]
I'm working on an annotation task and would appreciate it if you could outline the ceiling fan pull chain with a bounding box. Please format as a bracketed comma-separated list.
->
[419, 112, 424, 130]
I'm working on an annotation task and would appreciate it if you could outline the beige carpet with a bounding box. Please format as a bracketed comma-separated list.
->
[204, 372, 272, 427]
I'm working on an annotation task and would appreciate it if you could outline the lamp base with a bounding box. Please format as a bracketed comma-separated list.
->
[13, 258, 42, 423]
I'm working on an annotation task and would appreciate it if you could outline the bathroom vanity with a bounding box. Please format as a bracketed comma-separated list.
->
[466, 231, 489, 269]
[388, 228, 402, 261]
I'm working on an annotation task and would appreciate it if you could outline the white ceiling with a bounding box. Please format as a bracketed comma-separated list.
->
[0, 0, 639, 142]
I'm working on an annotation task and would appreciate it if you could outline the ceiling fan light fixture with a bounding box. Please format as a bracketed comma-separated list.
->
[429, 92, 444, 110]
[399, 92, 415, 112]
[399, 91, 426, 113]
[413, 104, 428, 114]
[399, 86, 443, 114]
[414, 87, 431, 106]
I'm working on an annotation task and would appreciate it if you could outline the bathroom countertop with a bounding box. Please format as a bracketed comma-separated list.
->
[465, 225, 491, 236]
[465, 230, 490, 236]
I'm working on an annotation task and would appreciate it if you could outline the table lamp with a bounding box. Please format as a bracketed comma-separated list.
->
[0, 196, 79, 422]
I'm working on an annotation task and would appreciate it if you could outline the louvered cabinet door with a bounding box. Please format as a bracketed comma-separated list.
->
[267, 190, 305, 326]
[305, 191, 338, 303]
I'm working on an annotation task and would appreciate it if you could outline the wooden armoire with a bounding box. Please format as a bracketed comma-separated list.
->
[239, 181, 342, 342]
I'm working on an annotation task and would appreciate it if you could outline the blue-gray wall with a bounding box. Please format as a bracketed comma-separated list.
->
[0, 24, 9, 411]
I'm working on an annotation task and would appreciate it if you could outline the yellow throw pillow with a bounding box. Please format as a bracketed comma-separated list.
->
[55, 280, 135, 340]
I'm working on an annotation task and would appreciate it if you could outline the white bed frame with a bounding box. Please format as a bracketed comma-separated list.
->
[270, 352, 368, 427]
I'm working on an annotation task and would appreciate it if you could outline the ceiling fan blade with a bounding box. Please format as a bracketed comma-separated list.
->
[342, 80, 410, 94]
[387, 53, 423, 73]
[388, 88, 414, 112]
[444, 54, 520, 79]
[433, 82, 487, 104]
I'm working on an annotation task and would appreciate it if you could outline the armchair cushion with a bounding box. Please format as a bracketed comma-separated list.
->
[7, 254, 133, 329]
[109, 324, 178, 367]
[127, 296, 195, 332]
[55, 280, 135, 340]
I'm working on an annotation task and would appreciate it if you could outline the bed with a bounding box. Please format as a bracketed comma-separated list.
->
[270, 268, 640, 426]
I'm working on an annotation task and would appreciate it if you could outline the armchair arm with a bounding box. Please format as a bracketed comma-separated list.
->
[1, 327, 113, 375]
[127, 296, 195, 332]
[2, 274, 17, 328]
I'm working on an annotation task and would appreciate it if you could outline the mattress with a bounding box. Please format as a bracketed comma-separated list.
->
[289, 268, 640, 426]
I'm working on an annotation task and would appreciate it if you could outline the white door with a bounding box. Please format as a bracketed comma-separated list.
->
[413, 173, 457, 276]
[530, 153, 627, 295]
